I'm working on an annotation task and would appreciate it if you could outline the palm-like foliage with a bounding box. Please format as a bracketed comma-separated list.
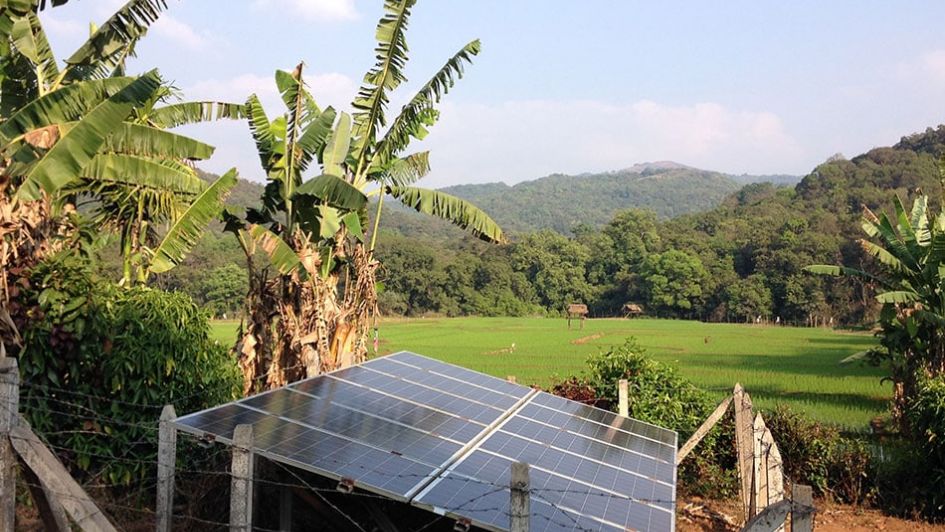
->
[229, 1, 503, 393]
[807, 192, 945, 425]
[0, 0, 239, 351]
[1, 1, 245, 284]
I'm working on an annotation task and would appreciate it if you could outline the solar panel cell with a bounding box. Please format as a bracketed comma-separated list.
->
[174, 351, 677, 531]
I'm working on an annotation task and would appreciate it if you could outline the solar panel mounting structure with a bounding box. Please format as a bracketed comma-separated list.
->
[174, 351, 677, 531]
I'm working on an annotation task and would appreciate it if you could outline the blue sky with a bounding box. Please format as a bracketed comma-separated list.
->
[40, 1, 945, 187]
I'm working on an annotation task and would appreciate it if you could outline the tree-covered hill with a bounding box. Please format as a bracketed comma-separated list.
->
[170, 127, 945, 323]
[437, 165, 741, 234]
[368, 126, 945, 323]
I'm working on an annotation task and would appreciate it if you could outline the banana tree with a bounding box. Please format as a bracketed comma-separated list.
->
[228, 0, 504, 393]
[806, 192, 945, 426]
[62, 85, 244, 284]
[0, 0, 240, 351]
[12, 0, 243, 284]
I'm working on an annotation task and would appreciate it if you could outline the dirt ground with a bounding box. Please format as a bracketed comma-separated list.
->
[17, 495, 945, 530]
[677, 497, 945, 532]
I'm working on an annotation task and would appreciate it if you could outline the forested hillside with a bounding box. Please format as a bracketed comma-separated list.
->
[371, 126, 945, 323]
[133, 127, 945, 323]
[434, 163, 801, 233]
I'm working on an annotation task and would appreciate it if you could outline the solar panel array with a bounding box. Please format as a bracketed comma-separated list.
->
[174, 351, 677, 531]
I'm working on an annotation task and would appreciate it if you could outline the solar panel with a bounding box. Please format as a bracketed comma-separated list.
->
[173, 351, 677, 531]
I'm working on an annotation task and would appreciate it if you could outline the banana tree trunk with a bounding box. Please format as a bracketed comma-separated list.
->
[0, 195, 70, 355]
[238, 237, 378, 395]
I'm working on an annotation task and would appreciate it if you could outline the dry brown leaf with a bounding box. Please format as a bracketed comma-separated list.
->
[23, 125, 60, 149]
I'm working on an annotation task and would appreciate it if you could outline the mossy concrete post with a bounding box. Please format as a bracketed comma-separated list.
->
[792, 484, 813, 532]
[0, 357, 18, 532]
[231, 424, 255, 532]
[733, 383, 756, 520]
[618, 379, 629, 418]
[156, 405, 177, 532]
[510, 461, 530, 532]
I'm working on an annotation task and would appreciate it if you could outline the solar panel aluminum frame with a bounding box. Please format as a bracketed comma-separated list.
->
[171, 351, 678, 531]
[412, 389, 678, 532]
[170, 352, 536, 504]
[170, 362, 440, 503]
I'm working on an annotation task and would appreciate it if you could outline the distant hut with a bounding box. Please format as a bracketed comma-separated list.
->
[622, 303, 644, 319]
[567, 303, 589, 329]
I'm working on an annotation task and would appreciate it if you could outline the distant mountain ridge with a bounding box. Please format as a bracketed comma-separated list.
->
[436, 162, 799, 234]
[199, 162, 800, 237]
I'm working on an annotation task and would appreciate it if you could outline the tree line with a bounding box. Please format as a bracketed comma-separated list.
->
[368, 126, 945, 324]
[140, 125, 945, 326]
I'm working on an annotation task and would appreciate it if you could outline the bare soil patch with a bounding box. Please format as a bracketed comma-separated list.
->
[571, 333, 605, 345]
[676, 497, 945, 532]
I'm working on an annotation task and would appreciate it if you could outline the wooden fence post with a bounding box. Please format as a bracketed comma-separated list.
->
[10, 420, 118, 531]
[0, 357, 19, 532]
[510, 461, 530, 532]
[231, 424, 255, 532]
[676, 395, 732, 465]
[733, 384, 756, 521]
[618, 379, 629, 418]
[156, 405, 177, 532]
[792, 484, 813, 532]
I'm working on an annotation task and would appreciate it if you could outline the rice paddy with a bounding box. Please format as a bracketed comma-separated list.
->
[210, 317, 887, 429]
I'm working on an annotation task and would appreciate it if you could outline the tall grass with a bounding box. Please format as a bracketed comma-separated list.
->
[211, 317, 887, 429]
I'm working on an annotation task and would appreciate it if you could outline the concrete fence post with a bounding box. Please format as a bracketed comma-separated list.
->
[156, 405, 177, 532]
[0, 357, 19, 532]
[792, 484, 814, 532]
[510, 461, 530, 532]
[230, 424, 255, 532]
[618, 379, 629, 418]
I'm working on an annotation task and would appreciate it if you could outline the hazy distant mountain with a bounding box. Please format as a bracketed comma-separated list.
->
[201, 162, 799, 237]
[621, 161, 800, 186]
[727, 173, 802, 186]
[437, 164, 741, 234]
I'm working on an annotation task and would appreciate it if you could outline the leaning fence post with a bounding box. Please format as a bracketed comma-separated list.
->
[617, 379, 629, 418]
[231, 424, 255, 532]
[733, 383, 755, 520]
[510, 461, 530, 532]
[0, 357, 19, 532]
[792, 483, 813, 532]
[156, 405, 177, 532]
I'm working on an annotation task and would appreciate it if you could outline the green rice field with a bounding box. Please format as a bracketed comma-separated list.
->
[210, 317, 888, 429]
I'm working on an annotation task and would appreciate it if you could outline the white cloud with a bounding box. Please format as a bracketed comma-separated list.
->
[254, 0, 358, 21]
[40, 14, 85, 39]
[185, 71, 356, 111]
[151, 15, 210, 51]
[895, 49, 945, 88]
[918, 50, 945, 85]
[186, 74, 283, 117]
[417, 98, 804, 187]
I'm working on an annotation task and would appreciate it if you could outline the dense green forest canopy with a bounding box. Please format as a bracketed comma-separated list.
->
[432, 161, 802, 234]
[119, 126, 945, 323]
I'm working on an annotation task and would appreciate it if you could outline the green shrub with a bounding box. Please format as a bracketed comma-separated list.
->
[18, 252, 241, 485]
[763, 405, 872, 504]
[586, 338, 713, 439]
[909, 376, 945, 475]
[872, 441, 942, 520]
[874, 376, 945, 519]
[583, 338, 738, 498]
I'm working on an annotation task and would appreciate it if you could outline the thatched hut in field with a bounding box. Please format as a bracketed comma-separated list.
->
[566, 303, 588, 329]
[623, 303, 644, 318]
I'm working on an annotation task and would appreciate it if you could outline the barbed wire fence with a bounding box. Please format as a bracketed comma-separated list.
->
[2, 359, 684, 532]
